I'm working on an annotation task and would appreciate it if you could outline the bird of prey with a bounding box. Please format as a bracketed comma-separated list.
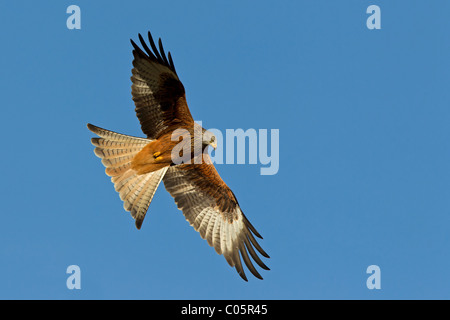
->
[87, 31, 269, 281]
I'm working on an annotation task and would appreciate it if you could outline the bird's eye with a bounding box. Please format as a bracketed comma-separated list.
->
[211, 136, 215, 142]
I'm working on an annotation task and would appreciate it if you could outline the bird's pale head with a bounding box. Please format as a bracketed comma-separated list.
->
[202, 129, 217, 150]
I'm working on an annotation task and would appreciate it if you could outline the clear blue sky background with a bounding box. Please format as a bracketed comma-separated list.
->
[0, 1, 449, 299]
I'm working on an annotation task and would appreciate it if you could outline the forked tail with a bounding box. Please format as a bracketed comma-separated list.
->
[87, 123, 168, 229]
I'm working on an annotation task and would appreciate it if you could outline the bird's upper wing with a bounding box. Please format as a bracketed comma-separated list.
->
[162, 153, 270, 281]
[130, 31, 194, 139]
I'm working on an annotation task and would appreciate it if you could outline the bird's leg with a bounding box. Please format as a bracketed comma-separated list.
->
[153, 151, 161, 159]
[153, 151, 163, 162]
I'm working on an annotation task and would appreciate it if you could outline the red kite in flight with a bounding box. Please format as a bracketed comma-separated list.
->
[87, 31, 269, 281]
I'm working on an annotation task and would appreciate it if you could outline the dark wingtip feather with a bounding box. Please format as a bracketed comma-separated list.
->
[138, 33, 156, 60]
[243, 234, 270, 271]
[243, 215, 263, 239]
[158, 38, 170, 66]
[246, 229, 270, 259]
[131, 31, 177, 75]
[147, 31, 163, 62]
[168, 52, 177, 74]
[238, 270, 249, 282]
[233, 249, 248, 281]
[130, 39, 140, 52]
[239, 242, 263, 280]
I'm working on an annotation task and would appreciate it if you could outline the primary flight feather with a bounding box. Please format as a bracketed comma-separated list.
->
[87, 31, 269, 281]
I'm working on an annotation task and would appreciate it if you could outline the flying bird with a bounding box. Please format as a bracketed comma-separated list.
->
[87, 31, 269, 281]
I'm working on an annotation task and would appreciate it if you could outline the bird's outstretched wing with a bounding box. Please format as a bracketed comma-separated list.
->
[130, 32, 194, 139]
[162, 153, 270, 281]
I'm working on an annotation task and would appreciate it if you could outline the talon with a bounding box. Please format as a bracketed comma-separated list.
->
[155, 156, 163, 162]
[153, 151, 161, 158]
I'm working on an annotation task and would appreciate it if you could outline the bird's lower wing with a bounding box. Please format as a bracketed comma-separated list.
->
[162, 154, 270, 281]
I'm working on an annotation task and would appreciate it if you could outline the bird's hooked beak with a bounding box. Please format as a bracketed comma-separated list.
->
[210, 141, 217, 150]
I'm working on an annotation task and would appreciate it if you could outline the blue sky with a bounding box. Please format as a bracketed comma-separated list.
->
[0, 1, 449, 299]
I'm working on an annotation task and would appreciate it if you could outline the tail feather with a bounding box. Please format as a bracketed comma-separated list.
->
[121, 173, 147, 202]
[91, 137, 146, 149]
[87, 123, 149, 143]
[87, 123, 168, 229]
[130, 168, 168, 229]
[94, 147, 143, 159]
[113, 170, 137, 191]
[101, 155, 135, 168]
